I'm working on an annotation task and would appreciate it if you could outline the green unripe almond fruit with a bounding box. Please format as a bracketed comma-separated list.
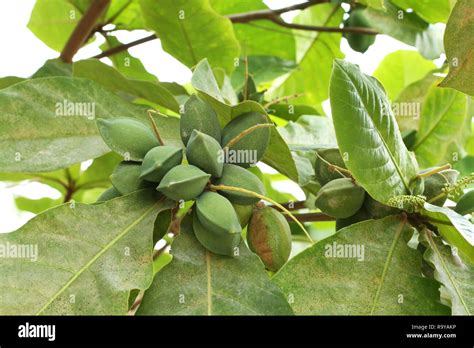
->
[192, 211, 241, 256]
[96, 187, 122, 202]
[215, 164, 265, 205]
[97, 118, 159, 161]
[455, 190, 474, 216]
[335, 207, 372, 231]
[110, 162, 152, 195]
[232, 203, 254, 227]
[221, 112, 271, 168]
[186, 130, 224, 177]
[315, 178, 366, 218]
[314, 148, 347, 185]
[157, 165, 211, 201]
[140, 146, 183, 182]
[247, 206, 292, 272]
[364, 195, 401, 219]
[180, 94, 221, 146]
[344, 10, 376, 53]
[195, 191, 242, 236]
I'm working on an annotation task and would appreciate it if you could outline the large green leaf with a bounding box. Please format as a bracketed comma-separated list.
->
[362, 2, 444, 60]
[73, 60, 180, 112]
[269, 3, 344, 107]
[209, 0, 295, 61]
[32, 58, 72, 78]
[0, 76, 26, 90]
[105, 0, 144, 30]
[273, 216, 450, 315]
[439, 0, 474, 96]
[14, 196, 63, 214]
[420, 229, 474, 315]
[136, 216, 293, 315]
[277, 115, 337, 186]
[0, 77, 148, 173]
[140, 0, 240, 74]
[231, 56, 296, 91]
[391, 0, 453, 23]
[412, 88, 469, 168]
[330, 60, 419, 203]
[373, 50, 436, 101]
[358, 0, 385, 10]
[394, 70, 440, 132]
[0, 190, 174, 315]
[421, 203, 474, 265]
[28, 0, 82, 51]
[101, 35, 158, 82]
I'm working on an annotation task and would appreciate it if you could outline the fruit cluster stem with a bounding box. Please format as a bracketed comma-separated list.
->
[209, 184, 314, 244]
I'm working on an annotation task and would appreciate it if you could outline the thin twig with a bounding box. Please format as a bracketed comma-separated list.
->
[210, 184, 314, 244]
[269, 16, 378, 35]
[223, 124, 274, 150]
[147, 110, 165, 146]
[90, 0, 376, 59]
[284, 212, 334, 222]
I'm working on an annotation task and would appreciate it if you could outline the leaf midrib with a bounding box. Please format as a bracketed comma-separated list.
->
[370, 219, 405, 314]
[337, 63, 411, 193]
[36, 203, 158, 315]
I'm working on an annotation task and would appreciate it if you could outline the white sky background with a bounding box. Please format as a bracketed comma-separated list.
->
[0, 0, 421, 232]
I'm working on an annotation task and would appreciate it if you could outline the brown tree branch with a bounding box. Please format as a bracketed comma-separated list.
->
[269, 16, 378, 35]
[92, 0, 377, 59]
[93, 34, 156, 59]
[227, 0, 330, 23]
[60, 0, 110, 63]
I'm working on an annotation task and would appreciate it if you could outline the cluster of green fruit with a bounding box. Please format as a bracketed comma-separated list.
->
[95, 95, 292, 271]
[313, 148, 461, 230]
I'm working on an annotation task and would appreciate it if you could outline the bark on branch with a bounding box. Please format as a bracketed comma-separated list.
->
[60, 0, 110, 63]
[92, 0, 377, 59]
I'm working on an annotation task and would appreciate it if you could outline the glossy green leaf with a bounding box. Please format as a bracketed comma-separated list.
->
[106, 0, 144, 30]
[14, 196, 62, 214]
[330, 60, 419, 203]
[274, 216, 450, 315]
[73, 60, 179, 112]
[101, 35, 158, 82]
[413, 88, 469, 168]
[231, 56, 296, 91]
[0, 190, 174, 315]
[209, 0, 295, 61]
[439, 0, 474, 96]
[269, 3, 344, 106]
[28, 0, 82, 51]
[140, 0, 240, 74]
[421, 203, 474, 265]
[373, 50, 436, 101]
[0, 77, 148, 173]
[420, 229, 474, 315]
[358, 0, 385, 10]
[391, 0, 453, 23]
[361, 2, 444, 60]
[136, 216, 293, 315]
